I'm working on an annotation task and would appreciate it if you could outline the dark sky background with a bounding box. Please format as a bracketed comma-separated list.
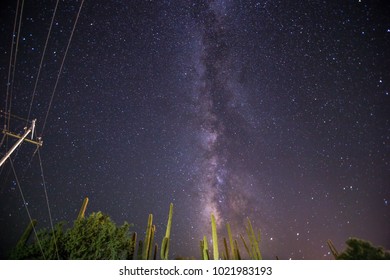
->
[0, 0, 389, 260]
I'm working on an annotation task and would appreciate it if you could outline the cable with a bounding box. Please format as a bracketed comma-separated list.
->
[1, 111, 31, 123]
[4, 0, 20, 130]
[41, 0, 85, 136]
[10, 157, 46, 260]
[7, 0, 25, 131]
[0, 143, 38, 196]
[26, 0, 60, 125]
[37, 149, 60, 259]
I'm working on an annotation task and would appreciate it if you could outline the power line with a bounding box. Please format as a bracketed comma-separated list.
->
[37, 149, 60, 259]
[41, 0, 85, 136]
[7, 0, 25, 132]
[1, 1, 86, 259]
[26, 0, 60, 125]
[0, 142, 38, 199]
[10, 157, 46, 260]
[4, 0, 20, 130]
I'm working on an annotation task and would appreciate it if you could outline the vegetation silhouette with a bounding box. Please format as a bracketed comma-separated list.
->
[11, 212, 134, 260]
[10, 199, 389, 260]
[336, 238, 390, 260]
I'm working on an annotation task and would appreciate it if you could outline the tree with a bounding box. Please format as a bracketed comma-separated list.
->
[337, 238, 390, 260]
[10, 212, 135, 260]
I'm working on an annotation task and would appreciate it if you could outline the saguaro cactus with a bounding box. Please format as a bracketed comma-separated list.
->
[153, 243, 158, 260]
[327, 239, 339, 259]
[128, 232, 137, 260]
[142, 214, 154, 260]
[234, 240, 241, 260]
[160, 203, 173, 260]
[200, 236, 210, 260]
[223, 237, 229, 260]
[211, 214, 219, 260]
[16, 219, 37, 248]
[77, 197, 89, 220]
[137, 240, 143, 260]
[226, 222, 239, 260]
[147, 225, 156, 259]
[246, 217, 262, 260]
[240, 233, 250, 257]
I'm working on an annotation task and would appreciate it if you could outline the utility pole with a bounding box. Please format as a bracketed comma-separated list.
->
[0, 119, 43, 167]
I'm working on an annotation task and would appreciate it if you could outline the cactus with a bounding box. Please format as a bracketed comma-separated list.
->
[137, 240, 143, 260]
[211, 214, 219, 260]
[204, 217, 263, 260]
[16, 219, 37, 248]
[201, 236, 210, 260]
[223, 237, 229, 260]
[153, 243, 158, 260]
[142, 214, 154, 260]
[147, 225, 156, 260]
[327, 239, 339, 259]
[240, 233, 251, 258]
[246, 217, 262, 260]
[160, 203, 173, 260]
[227, 222, 239, 260]
[77, 197, 89, 220]
[128, 232, 137, 260]
[200, 240, 203, 259]
[233, 240, 241, 260]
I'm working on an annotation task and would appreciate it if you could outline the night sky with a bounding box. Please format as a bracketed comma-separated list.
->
[0, 0, 389, 260]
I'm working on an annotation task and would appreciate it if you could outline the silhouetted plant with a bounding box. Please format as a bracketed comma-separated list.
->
[10, 212, 134, 260]
[337, 238, 390, 260]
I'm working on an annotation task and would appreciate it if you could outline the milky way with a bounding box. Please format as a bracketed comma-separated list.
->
[189, 1, 270, 232]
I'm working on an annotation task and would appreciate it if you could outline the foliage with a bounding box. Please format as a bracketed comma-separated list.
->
[10, 212, 134, 260]
[336, 238, 390, 260]
[12, 204, 390, 260]
[66, 212, 133, 259]
[10, 222, 66, 260]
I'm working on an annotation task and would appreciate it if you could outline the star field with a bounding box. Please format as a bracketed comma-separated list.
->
[0, 0, 389, 259]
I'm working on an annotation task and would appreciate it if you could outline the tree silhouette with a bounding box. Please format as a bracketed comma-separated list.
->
[337, 238, 390, 260]
[10, 212, 134, 260]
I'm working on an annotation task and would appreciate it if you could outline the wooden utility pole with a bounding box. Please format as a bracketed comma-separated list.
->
[0, 119, 43, 167]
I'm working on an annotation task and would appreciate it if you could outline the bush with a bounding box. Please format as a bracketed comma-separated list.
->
[337, 238, 390, 260]
[10, 212, 134, 260]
